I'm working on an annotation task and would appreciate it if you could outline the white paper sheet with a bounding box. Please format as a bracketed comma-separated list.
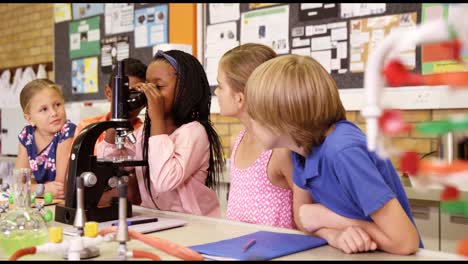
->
[209, 3, 240, 24]
[311, 36, 332, 51]
[337, 41, 347, 59]
[311, 50, 331, 73]
[300, 3, 323, 10]
[331, 27, 347, 41]
[292, 38, 311, 48]
[134, 25, 147, 48]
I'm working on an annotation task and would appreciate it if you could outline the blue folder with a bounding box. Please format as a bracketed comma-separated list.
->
[189, 231, 327, 260]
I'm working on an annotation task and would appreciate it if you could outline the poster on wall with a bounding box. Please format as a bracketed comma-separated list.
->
[349, 12, 417, 73]
[101, 35, 130, 71]
[54, 3, 72, 23]
[241, 5, 290, 55]
[71, 57, 98, 94]
[209, 3, 240, 24]
[69, 16, 101, 59]
[104, 3, 134, 35]
[134, 5, 168, 48]
[72, 3, 104, 20]
[421, 3, 468, 74]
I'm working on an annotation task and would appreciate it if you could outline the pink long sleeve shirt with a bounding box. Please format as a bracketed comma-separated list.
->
[97, 121, 221, 217]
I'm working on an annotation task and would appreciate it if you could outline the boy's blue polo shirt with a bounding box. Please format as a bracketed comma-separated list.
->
[292, 120, 423, 248]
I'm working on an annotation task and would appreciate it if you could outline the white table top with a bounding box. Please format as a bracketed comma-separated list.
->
[0, 205, 465, 261]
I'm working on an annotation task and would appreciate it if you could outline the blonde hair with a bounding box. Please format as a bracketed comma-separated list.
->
[219, 43, 276, 93]
[245, 55, 346, 155]
[20, 79, 64, 114]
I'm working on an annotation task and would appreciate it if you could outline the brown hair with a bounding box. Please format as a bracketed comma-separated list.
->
[219, 43, 276, 93]
[20, 79, 64, 114]
[245, 54, 346, 155]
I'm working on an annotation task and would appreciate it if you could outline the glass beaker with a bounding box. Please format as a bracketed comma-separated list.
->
[0, 168, 48, 256]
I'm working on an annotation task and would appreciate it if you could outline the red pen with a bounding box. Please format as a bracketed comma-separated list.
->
[242, 239, 256, 253]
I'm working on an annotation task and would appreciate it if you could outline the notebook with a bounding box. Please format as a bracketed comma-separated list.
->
[189, 231, 327, 260]
[62, 215, 187, 236]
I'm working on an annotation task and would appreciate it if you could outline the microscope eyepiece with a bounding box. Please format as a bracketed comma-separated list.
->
[127, 90, 147, 111]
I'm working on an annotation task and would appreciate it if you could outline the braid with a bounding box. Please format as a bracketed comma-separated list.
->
[142, 50, 225, 197]
[142, 110, 152, 198]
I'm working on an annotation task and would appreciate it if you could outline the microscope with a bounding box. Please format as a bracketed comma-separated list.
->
[55, 61, 148, 225]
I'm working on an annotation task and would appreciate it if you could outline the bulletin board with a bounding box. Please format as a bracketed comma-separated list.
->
[202, 3, 422, 90]
[54, 3, 169, 102]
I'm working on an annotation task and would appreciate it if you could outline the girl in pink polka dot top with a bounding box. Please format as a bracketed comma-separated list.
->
[214, 43, 296, 229]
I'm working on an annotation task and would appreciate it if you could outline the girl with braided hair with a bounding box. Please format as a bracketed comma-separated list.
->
[98, 50, 224, 217]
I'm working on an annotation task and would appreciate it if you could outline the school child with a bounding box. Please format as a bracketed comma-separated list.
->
[15, 79, 76, 199]
[215, 43, 295, 228]
[97, 50, 224, 217]
[244, 54, 422, 255]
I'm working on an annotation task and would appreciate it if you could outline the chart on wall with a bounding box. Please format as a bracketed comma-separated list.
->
[69, 16, 101, 59]
[71, 57, 98, 94]
[134, 5, 168, 48]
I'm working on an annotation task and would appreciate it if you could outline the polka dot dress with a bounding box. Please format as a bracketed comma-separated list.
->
[226, 129, 295, 229]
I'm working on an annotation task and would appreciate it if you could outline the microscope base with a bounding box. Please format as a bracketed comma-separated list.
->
[54, 201, 133, 224]
[63, 246, 100, 260]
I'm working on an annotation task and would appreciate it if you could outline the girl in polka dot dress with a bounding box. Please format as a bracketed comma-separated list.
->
[15, 79, 76, 199]
[214, 44, 296, 229]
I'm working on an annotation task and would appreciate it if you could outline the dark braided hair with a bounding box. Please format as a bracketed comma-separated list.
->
[142, 50, 225, 198]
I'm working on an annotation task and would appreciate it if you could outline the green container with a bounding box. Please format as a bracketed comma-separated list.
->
[0, 229, 48, 257]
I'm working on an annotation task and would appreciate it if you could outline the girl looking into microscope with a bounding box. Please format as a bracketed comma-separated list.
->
[98, 50, 224, 217]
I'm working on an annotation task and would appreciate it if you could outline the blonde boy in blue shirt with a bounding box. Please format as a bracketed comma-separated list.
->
[244, 55, 422, 255]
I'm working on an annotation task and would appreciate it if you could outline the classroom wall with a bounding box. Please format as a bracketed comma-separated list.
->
[0, 3, 466, 175]
[213, 109, 468, 176]
[0, 4, 54, 77]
